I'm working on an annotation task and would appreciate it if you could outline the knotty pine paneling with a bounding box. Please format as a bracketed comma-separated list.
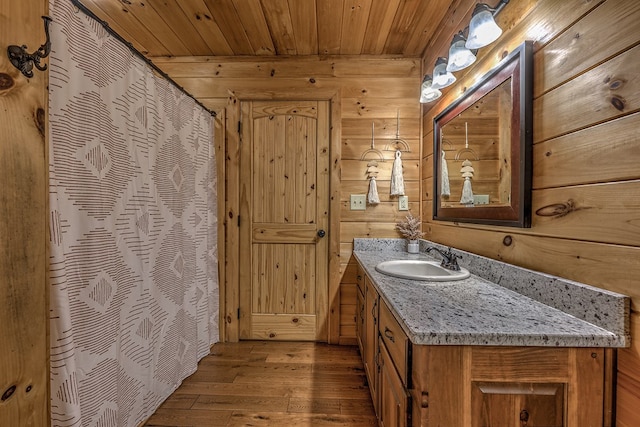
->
[0, 0, 49, 424]
[421, 1, 640, 425]
[151, 56, 422, 344]
[174, 76, 419, 100]
[534, 0, 640, 97]
[81, 0, 454, 58]
[533, 112, 640, 189]
[533, 44, 640, 143]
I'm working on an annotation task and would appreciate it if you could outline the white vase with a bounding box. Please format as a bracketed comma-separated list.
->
[407, 240, 419, 253]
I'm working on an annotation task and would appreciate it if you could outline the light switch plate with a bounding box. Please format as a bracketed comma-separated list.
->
[350, 194, 366, 210]
[473, 194, 490, 205]
[398, 195, 409, 211]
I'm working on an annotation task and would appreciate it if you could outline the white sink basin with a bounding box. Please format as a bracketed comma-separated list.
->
[375, 260, 470, 282]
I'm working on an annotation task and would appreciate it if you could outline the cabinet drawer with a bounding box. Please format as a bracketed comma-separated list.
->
[379, 300, 410, 386]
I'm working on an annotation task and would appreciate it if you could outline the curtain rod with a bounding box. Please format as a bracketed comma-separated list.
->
[70, 0, 216, 117]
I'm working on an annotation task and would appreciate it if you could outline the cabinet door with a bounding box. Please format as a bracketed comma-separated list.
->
[356, 285, 365, 356]
[379, 338, 410, 427]
[364, 277, 379, 411]
[471, 382, 565, 427]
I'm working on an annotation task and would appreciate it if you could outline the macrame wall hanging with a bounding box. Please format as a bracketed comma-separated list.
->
[360, 114, 411, 205]
[455, 122, 479, 205]
[385, 112, 410, 196]
[361, 123, 384, 204]
[441, 150, 451, 197]
[440, 131, 452, 198]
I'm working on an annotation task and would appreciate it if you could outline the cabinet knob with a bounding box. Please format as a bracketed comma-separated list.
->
[520, 409, 529, 425]
[421, 391, 429, 408]
[317, 229, 326, 238]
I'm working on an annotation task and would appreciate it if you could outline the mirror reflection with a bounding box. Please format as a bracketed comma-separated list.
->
[439, 78, 512, 208]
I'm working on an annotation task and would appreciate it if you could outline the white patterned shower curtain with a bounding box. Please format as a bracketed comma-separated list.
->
[48, 1, 219, 425]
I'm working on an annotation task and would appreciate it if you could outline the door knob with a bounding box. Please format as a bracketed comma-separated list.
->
[317, 229, 326, 238]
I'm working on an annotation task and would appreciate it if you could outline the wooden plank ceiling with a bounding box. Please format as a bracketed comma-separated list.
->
[78, 0, 455, 58]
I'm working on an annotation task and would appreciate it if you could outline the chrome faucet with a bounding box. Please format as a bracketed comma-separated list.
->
[425, 246, 462, 271]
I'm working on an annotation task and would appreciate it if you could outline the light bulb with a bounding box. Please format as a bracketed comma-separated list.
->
[419, 74, 442, 103]
[466, 3, 503, 50]
[446, 32, 476, 72]
[431, 57, 456, 90]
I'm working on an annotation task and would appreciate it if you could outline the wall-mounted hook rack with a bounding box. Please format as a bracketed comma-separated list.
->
[7, 16, 53, 78]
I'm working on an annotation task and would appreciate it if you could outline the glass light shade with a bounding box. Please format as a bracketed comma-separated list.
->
[431, 57, 456, 90]
[420, 74, 442, 103]
[446, 32, 476, 72]
[465, 3, 503, 49]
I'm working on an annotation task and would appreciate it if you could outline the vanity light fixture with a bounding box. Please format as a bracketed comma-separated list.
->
[466, 0, 510, 50]
[421, 0, 510, 102]
[420, 74, 442, 103]
[446, 31, 477, 72]
[431, 57, 456, 90]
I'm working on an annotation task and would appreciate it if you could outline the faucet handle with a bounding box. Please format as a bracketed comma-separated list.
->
[445, 247, 462, 260]
[426, 246, 462, 271]
[443, 247, 462, 271]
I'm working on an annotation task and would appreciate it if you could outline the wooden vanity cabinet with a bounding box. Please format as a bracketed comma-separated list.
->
[355, 261, 611, 426]
[356, 291, 611, 426]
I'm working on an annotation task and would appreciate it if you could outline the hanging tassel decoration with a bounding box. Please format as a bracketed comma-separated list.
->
[390, 150, 405, 195]
[441, 150, 450, 197]
[366, 161, 380, 204]
[459, 159, 475, 205]
[368, 176, 380, 204]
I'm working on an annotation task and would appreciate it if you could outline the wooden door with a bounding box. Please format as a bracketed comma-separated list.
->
[239, 100, 329, 341]
[0, 1, 49, 425]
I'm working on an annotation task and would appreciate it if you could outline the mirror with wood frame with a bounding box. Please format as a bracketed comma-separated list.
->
[433, 41, 533, 227]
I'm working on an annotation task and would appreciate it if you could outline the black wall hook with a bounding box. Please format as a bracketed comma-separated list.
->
[7, 16, 53, 78]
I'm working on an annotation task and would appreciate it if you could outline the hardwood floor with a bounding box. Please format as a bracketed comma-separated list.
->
[144, 341, 377, 426]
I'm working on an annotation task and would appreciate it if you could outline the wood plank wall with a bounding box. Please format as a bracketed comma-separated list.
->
[152, 55, 422, 344]
[0, 0, 49, 424]
[421, 1, 640, 425]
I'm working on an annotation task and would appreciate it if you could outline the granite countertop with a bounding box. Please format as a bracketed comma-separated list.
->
[353, 239, 630, 348]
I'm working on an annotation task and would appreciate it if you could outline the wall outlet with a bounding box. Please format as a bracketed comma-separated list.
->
[350, 194, 367, 210]
[398, 195, 409, 211]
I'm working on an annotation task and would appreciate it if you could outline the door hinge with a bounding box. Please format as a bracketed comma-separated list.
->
[237, 120, 241, 134]
[237, 215, 240, 227]
[237, 308, 240, 319]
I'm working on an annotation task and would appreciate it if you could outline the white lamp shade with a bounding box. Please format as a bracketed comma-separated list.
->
[465, 4, 503, 49]
[431, 57, 456, 90]
[420, 74, 442, 103]
[446, 33, 476, 72]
